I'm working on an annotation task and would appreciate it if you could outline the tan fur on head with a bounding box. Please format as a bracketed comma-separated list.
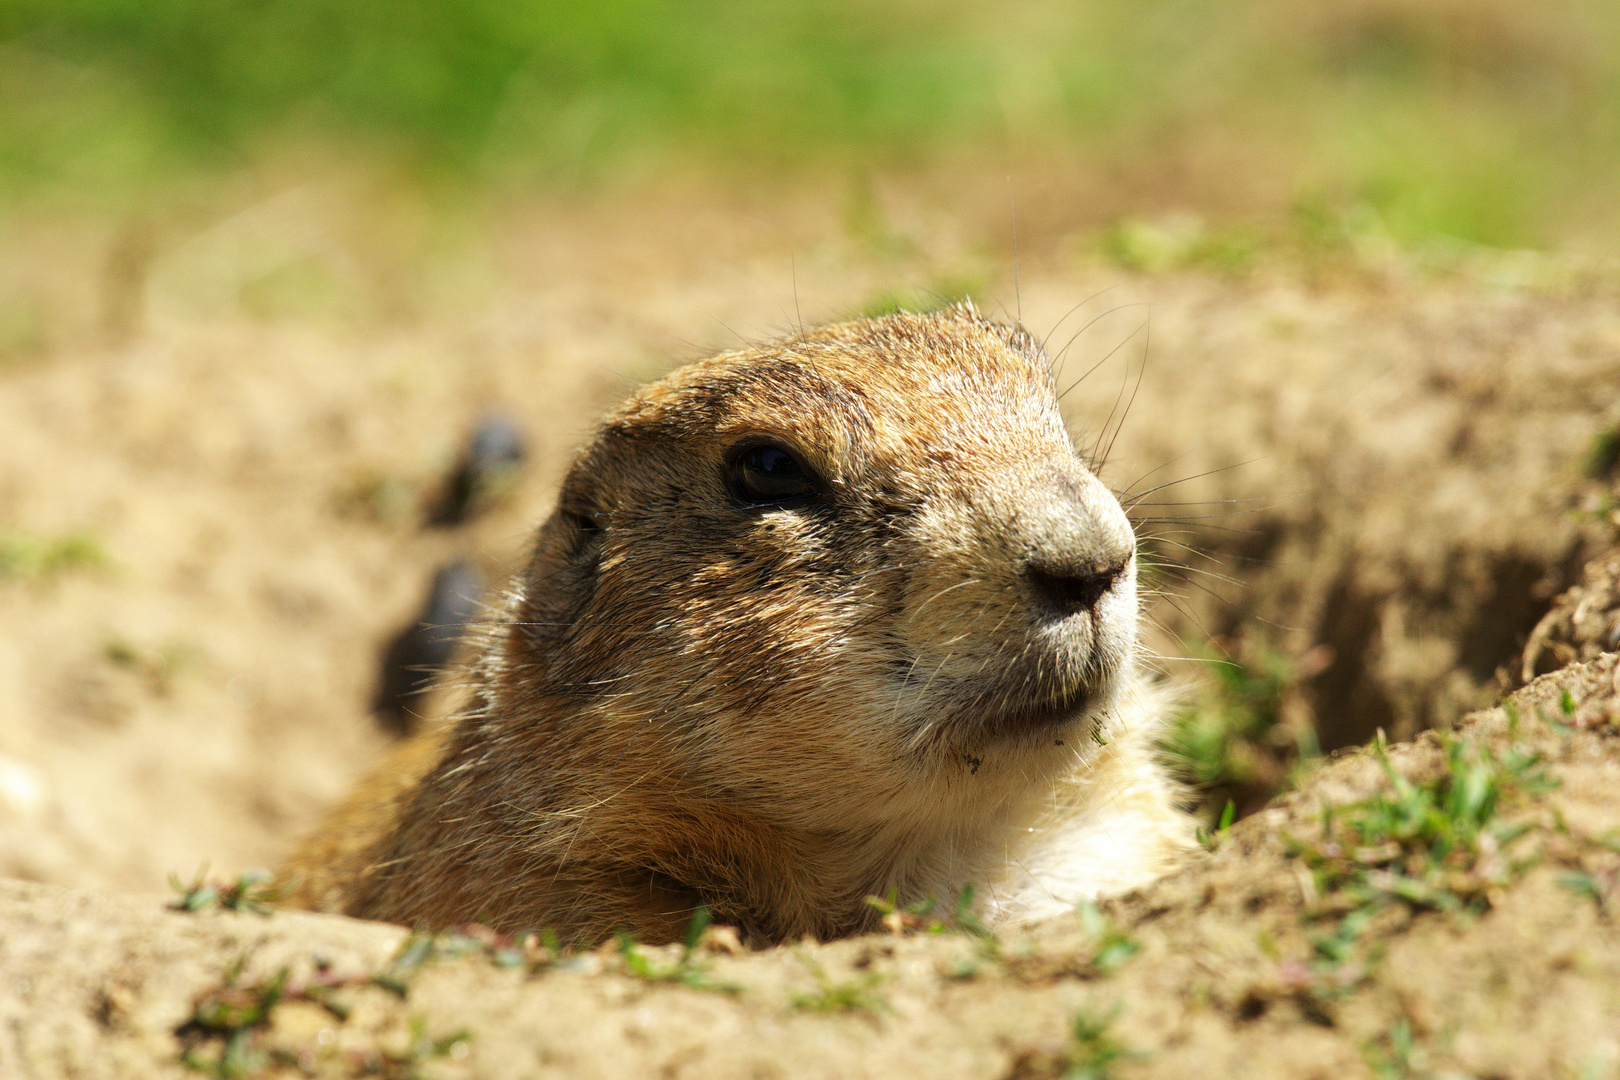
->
[282, 303, 1196, 944]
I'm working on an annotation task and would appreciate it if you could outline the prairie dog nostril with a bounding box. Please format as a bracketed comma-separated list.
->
[1027, 560, 1127, 616]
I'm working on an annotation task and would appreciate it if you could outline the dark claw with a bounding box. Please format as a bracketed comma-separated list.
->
[429, 415, 528, 527]
[373, 559, 484, 735]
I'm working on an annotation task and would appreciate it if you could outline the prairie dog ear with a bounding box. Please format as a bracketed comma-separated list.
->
[556, 501, 605, 552]
[550, 460, 610, 557]
[515, 471, 608, 647]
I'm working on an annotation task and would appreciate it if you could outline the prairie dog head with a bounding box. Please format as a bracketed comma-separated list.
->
[504, 305, 1138, 833]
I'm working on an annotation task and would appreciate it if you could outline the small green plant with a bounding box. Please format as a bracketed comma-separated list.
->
[1554, 828, 1620, 917]
[866, 885, 1001, 977]
[177, 961, 293, 1078]
[1305, 905, 1377, 969]
[178, 960, 468, 1079]
[863, 887, 936, 930]
[348, 1017, 472, 1080]
[1286, 732, 1558, 967]
[0, 530, 107, 581]
[788, 954, 888, 1016]
[1001, 901, 1141, 986]
[1585, 425, 1620, 480]
[169, 868, 282, 915]
[370, 925, 563, 996]
[178, 957, 457, 1078]
[1556, 869, 1618, 917]
[1536, 688, 1606, 737]
[1008, 1003, 1138, 1080]
[615, 907, 743, 993]
[107, 636, 200, 695]
[1363, 1018, 1427, 1080]
[864, 883, 995, 942]
[1162, 641, 1323, 826]
[1062, 1004, 1136, 1080]
[177, 937, 485, 1078]
[1075, 901, 1140, 975]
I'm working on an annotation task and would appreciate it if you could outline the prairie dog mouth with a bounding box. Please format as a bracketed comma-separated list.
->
[938, 682, 1109, 743]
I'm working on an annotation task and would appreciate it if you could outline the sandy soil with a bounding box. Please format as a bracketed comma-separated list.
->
[1, 190, 1619, 1077]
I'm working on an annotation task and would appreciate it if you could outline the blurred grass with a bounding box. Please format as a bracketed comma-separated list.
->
[0, 529, 107, 580]
[2, 0, 1619, 247]
[1162, 639, 1326, 826]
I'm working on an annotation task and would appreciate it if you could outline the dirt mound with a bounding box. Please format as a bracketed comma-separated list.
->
[1074, 277, 1620, 751]
[2, 653, 1615, 1079]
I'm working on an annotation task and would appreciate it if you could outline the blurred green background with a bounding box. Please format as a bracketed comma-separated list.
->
[3, 0, 1617, 250]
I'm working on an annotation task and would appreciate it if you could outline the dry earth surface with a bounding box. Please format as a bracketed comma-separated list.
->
[3, 654, 1618, 1080]
[1, 190, 1619, 1077]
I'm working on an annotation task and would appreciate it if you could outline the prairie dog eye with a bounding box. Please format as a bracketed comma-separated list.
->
[727, 442, 820, 506]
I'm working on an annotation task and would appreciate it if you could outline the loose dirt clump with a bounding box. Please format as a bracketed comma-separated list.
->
[1522, 549, 1620, 683]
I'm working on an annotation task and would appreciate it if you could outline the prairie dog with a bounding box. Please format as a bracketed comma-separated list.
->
[284, 304, 1196, 944]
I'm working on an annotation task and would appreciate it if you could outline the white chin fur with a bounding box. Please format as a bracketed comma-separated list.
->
[977, 667, 1197, 925]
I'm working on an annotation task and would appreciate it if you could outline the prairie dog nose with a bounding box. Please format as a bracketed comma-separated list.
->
[1027, 555, 1130, 617]
[1018, 468, 1135, 618]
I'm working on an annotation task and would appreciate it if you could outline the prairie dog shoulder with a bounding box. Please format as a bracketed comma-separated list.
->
[283, 304, 1195, 943]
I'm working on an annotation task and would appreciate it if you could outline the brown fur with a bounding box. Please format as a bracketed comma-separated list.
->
[282, 305, 1196, 944]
